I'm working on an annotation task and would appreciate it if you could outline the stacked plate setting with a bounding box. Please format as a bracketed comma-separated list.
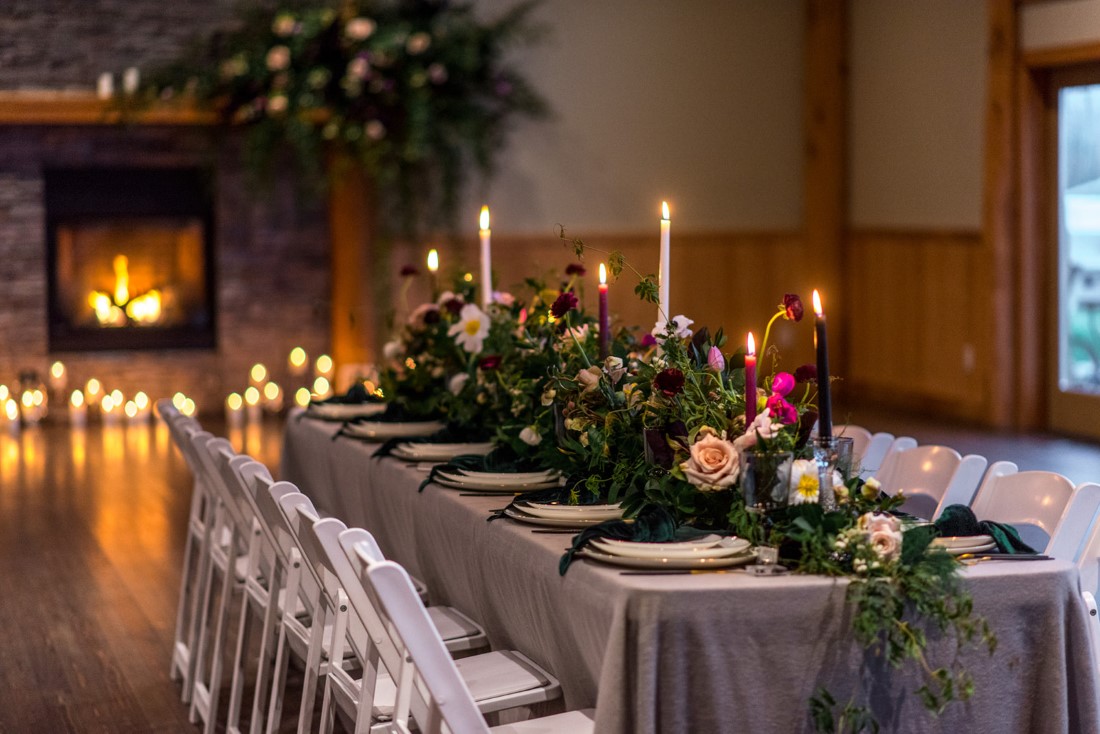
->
[433, 468, 563, 493]
[931, 534, 998, 556]
[390, 442, 495, 462]
[579, 535, 756, 570]
[342, 420, 446, 440]
[504, 501, 623, 528]
[307, 402, 388, 421]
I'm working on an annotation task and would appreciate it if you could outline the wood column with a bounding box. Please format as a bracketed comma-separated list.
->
[980, 0, 1019, 428]
[804, 0, 848, 372]
[328, 161, 385, 377]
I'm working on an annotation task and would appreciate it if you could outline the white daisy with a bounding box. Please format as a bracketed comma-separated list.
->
[448, 304, 490, 353]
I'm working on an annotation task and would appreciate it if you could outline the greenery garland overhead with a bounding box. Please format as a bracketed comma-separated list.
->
[148, 0, 548, 238]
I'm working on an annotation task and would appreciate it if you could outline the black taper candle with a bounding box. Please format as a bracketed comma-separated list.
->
[813, 290, 832, 440]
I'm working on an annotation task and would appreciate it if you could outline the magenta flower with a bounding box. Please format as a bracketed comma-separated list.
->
[707, 346, 725, 373]
[478, 355, 502, 370]
[771, 372, 795, 398]
[783, 294, 804, 322]
[640, 333, 658, 349]
[653, 368, 685, 397]
[550, 291, 578, 319]
[565, 262, 587, 276]
[766, 394, 798, 425]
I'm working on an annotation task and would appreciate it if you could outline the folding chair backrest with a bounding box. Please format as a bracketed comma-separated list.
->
[971, 461, 1076, 552]
[1049, 483, 1100, 562]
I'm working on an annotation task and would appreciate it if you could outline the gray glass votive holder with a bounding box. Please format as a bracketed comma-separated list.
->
[812, 436, 854, 512]
[740, 450, 793, 512]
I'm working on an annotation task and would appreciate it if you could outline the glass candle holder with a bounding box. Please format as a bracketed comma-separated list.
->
[740, 450, 793, 512]
[812, 436, 854, 512]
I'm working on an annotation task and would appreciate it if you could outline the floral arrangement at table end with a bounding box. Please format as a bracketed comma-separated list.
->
[553, 232, 998, 734]
[142, 0, 548, 239]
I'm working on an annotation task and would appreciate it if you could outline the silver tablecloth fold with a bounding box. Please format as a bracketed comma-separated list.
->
[281, 410, 1100, 733]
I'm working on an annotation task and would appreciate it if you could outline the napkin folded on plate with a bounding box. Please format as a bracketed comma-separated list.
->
[371, 427, 479, 458]
[558, 505, 712, 575]
[934, 504, 1036, 554]
[418, 450, 544, 492]
[487, 486, 604, 522]
[312, 383, 378, 405]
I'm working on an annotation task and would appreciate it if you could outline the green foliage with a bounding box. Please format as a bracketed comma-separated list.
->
[147, 0, 548, 239]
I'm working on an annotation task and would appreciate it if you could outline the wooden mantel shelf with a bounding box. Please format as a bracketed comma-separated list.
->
[0, 90, 215, 126]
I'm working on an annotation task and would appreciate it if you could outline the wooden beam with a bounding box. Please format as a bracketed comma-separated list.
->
[803, 0, 847, 371]
[0, 90, 213, 125]
[981, 0, 1019, 428]
[1023, 41, 1100, 68]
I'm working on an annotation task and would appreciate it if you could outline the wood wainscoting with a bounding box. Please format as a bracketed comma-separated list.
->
[842, 228, 986, 423]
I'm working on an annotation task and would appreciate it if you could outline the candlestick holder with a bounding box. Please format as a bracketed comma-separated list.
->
[812, 436, 854, 512]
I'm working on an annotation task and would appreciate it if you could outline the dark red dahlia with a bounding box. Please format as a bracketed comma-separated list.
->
[653, 368, 685, 397]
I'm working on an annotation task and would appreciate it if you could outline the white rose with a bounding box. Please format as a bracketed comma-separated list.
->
[382, 340, 404, 361]
[519, 426, 541, 446]
[679, 431, 739, 492]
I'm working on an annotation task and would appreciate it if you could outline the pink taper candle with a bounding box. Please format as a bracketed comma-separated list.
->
[598, 263, 610, 359]
[745, 332, 757, 426]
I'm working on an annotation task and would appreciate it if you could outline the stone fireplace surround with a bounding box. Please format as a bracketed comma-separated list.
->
[0, 121, 331, 413]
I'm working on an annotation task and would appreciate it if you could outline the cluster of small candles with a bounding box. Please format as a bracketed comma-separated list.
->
[223, 349, 334, 427]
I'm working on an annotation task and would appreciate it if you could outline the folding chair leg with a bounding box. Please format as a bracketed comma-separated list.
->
[226, 590, 256, 734]
[249, 575, 283, 734]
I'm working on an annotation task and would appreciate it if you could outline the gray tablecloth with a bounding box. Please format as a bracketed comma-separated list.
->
[281, 410, 1100, 733]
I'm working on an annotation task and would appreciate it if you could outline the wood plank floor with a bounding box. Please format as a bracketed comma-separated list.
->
[0, 410, 1097, 732]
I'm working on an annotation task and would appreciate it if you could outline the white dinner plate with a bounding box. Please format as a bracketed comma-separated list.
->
[576, 547, 757, 570]
[435, 470, 563, 490]
[945, 541, 998, 556]
[597, 535, 723, 552]
[517, 502, 623, 521]
[932, 534, 994, 550]
[456, 468, 560, 483]
[307, 402, 388, 420]
[591, 536, 751, 560]
[343, 420, 446, 440]
[503, 506, 608, 528]
[390, 442, 495, 462]
[434, 476, 563, 493]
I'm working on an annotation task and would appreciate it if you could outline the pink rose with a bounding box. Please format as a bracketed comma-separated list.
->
[576, 366, 602, 393]
[771, 372, 795, 397]
[859, 512, 903, 560]
[680, 431, 739, 491]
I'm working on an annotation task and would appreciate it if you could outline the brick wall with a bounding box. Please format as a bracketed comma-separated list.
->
[0, 1, 331, 414]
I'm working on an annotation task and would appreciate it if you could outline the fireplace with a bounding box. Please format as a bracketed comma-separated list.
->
[45, 168, 216, 352]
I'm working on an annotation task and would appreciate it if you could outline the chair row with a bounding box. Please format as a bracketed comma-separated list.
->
[156, 399, 590, 733]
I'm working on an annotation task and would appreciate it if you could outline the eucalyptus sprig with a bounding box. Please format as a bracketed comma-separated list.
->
[557, 225, 661, 311]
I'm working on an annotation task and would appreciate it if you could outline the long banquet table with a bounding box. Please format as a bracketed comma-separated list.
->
[281, 410, 1100, 733]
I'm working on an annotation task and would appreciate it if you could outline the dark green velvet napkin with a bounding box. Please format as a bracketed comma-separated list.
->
[558, 505, 713, 575]
[935, 504, 1037, 554]
[371, 427, 484, 458]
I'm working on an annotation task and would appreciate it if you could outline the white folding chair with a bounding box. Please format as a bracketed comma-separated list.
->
[858, 432, 896, 481]
[363, 558, 595, 734]
[873, 444, 987, 520]
[970, 461, 1077, 553]
[1073, 486, 1100, 676]
[1049, 482, 1100, 562]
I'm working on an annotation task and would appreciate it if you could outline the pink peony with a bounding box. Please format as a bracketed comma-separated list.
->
[766, 394, 798, 425]
[771, 372, 795, 397]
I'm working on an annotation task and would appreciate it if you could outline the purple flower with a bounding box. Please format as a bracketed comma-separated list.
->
[766, 395, 798, 425]
[794, 364, 817, 383]
[400, 264, 419, 277]
[640, 333, 658, 349]
[478, 355, 502, 371]
[771, 372, 795, 398]
[565, 262, 586, 276]
[707, 346, 725, 373]
[783, 294, 804, 322]
[443, 298, 464, 315]
[654, 368, 685, 397]
[550, 291, 578, 319]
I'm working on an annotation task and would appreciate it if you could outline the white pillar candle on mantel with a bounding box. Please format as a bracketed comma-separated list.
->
[96, 72, 114, 100]
[288, 347, 308, 377]
[244, 386, 262, 423]
[479, 205, 492, 308]
[658, 200, 671, 324]
[226, 392, 244, 428]
[49, 361, 67, 393]
[315, 354, 334, 382]
[70, 390, 87, 428]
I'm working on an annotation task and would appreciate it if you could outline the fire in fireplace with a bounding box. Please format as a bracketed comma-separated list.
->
[46, 168, 216, 352]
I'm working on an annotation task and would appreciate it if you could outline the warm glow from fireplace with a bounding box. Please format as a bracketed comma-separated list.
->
[89, 253, 164, 327]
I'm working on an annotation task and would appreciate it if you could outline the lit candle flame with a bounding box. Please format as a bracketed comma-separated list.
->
[289, 347, 307, 369]
[661, 201, 670, 221]
[50, 361, 65, 380]
[227, 392, 243, 411]
[313, 376, 331, 396]
[250, 363, 267, 384]
[747, 331, 756, 356]
[71, 390, 84, 408]
[294, 387, 311, 408]
[263, 382, 280, 401]
[316, 354, 333, 375]
[427, 249, 439, 273]
[113, 254, 130, 306]
[479, 205, 490, 232]
[134, 391, 149, 410]
[599, 263, 607, 285]
[812, 289, 824, 317]
[244, 386, 260, 407]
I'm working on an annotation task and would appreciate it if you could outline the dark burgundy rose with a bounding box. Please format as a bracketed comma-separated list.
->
[640, 333, 658, 349]
[477, 355, 502, 370]
[400, 264, 420, 277]
[550, 291, 579, 319]
[423, 309, 442, 325]
[793, 363, 817, 383]
[565, 262, 586, 276]
[653, 368, 685, 397]
[783, 293, 804, 322]
[443, 298, 464, 315]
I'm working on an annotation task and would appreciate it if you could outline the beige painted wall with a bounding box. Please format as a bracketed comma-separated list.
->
[472, 0, 806, 235]
[1021, 0, 1100, 51]
[847, 0, 986, 229]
